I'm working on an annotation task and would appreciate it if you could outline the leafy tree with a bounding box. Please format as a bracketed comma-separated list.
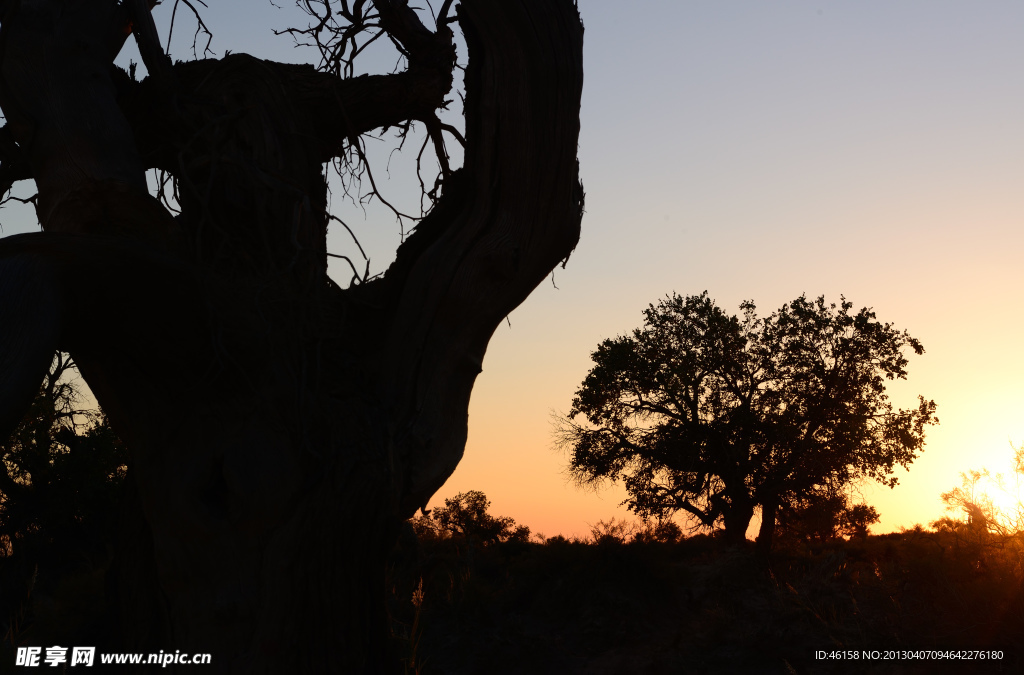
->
[841, 503, 881, 540]
[0, 0, 583, 667]
[558, 292, 936, 553]
[430, 490, 530, 545]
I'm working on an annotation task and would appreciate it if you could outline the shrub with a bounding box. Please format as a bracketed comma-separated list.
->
[632, 519, 683, 544]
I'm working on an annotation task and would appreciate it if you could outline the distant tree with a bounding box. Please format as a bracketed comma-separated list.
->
[428, 490, 530, 545]
[408, 510, 444, 542]
[937, 450, 1024, 538]
[841, 503, 881, 540]
[558, 292, 936, 553]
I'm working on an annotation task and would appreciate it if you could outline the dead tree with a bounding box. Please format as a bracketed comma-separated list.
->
[0, 0, 583, 671]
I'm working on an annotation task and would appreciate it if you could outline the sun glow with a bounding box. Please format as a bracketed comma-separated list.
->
[939, 461, 1024, 534]
[984, 478, 1024, 528]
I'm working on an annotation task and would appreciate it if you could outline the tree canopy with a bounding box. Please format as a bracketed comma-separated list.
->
[411, 490, 530, 545]
[558, 292, 937, 551]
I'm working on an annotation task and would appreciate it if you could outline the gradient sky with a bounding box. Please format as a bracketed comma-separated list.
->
[2, 1, 1022, 539]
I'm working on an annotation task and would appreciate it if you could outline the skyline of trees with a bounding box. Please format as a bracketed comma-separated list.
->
[0, 353, 1013, 550]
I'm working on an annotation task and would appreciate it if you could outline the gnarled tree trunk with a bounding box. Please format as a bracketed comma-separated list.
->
[0, 0, 583, 671]
[720, 497, 754, 546]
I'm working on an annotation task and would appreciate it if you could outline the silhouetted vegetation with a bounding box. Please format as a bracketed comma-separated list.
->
[410, 491, 531, 546]
[4, 447, 1023, 675]
[936, 443, 1024, 538]
[556, 292, 937, 553]
[1, 353, 127, 657]
[777, 492, 881, 545]
[386, 492, 1022, 675]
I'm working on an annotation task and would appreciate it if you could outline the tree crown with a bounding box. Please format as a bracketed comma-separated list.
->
[560, 292, 937, 532]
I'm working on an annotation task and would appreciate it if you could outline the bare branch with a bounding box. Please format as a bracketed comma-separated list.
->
[327, 213, 369, 263]
[327, 252, 366, 286]
[439, 122, 465, 147]
[437, 0, 457, 28]
[277, 0, 382, 78]
[371, 0, 441, 61]
[168, 0, 215, 60]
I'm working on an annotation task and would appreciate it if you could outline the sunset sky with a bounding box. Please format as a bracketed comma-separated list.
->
[3, 1, 1023, 539]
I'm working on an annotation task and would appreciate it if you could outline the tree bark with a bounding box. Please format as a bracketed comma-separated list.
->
[0, 0, 584, 671]
[756, 497, 779, 558]
[721, 498, 754, 545]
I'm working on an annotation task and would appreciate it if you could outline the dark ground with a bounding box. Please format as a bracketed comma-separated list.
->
[2, 527, 1022, 674]
[385, 530, 1024, 675]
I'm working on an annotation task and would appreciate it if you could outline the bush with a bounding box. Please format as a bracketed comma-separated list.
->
[588, 518, 633, 545]
[632, 519, 683, 544]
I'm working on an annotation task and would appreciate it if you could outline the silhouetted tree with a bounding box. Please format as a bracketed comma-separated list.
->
[841, 503, 881, 540]
[0, 0, 583, 669]
[558, 292, 936, 554]
[938, 444, 1024, 538]
[430, 490, 530, 545]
